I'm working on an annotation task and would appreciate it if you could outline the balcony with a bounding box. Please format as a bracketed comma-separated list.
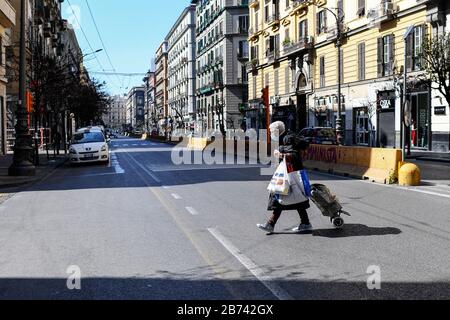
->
[267, 13, 280, 27]
[266, 49, 280, 64]
[237, 50, 249, 61]
[367, 0, 398, 27]
[0, 0, 15, 28]
[282, 36, 314, 56]
[246, 58, 259, 72]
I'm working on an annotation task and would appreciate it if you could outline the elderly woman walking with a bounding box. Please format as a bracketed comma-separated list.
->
[257, 121, 312, 233]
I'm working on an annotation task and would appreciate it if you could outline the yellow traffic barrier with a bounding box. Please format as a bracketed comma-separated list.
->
[398, 162, 421, 186]
[301, 145, 402, 184]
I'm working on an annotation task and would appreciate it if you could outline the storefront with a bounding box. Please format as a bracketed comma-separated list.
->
[409, 84, 430, 150]
[271, 105, 297, 132]
[377, 90, 396, 148]
[244, 100, 267, 133]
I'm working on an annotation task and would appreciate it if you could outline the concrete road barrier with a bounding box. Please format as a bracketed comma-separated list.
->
[301, 144, 402, 184]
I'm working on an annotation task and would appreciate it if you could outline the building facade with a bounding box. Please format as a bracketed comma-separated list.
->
[103, 95, 126, 131]
[167, 4, 197, 131]
[427, 0, 450, 152]
[193, 0, 249, 134]
[126, 86, 146, 132]
[248, 0, 442, 151]
[0, 0, 15, 154]
[154, 40, 169, 135]
[143, 71, 156, 133]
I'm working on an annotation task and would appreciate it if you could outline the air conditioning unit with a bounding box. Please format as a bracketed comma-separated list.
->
[383, 1, 396, 15]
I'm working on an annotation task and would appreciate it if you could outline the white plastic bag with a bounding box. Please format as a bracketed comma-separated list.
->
[276, 171, 309, 206]
[267, 159, 290, 195]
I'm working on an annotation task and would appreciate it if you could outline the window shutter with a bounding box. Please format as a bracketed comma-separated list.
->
[389, 34, 395, 75]
[316, 13, 320, 34]
[406, 33, 413, 72]
[421, 24, 428, 69]
[377, 37, 383, 77]
[305, 19, 308, 38]
[324, 11, 328, 32]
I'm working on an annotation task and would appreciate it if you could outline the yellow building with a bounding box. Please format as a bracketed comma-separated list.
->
[247, 0, 432, 149]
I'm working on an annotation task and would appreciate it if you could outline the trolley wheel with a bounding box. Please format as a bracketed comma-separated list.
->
[332, 217, 345, 229]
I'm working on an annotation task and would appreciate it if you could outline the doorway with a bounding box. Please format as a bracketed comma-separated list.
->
[410, 92, 429, 149]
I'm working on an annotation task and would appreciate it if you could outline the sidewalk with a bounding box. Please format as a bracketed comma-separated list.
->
[0, 153, 68, 189]
[406, 150, 450, 163]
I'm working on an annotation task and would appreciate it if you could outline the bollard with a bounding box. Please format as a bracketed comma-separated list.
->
[398, 162, 421, 186]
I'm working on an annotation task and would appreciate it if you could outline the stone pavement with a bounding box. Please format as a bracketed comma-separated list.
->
[0, 153, 68, 190]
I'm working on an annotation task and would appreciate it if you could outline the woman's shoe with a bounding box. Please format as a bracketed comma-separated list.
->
[257, 223, 274, 233]
[292, 224, 313, 233]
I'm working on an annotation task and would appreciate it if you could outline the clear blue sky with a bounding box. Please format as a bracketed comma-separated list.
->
[62, 0, 189, 96]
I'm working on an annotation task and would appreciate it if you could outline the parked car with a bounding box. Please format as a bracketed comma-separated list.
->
[298, 127, 338, 145]
[69, 129, 109, 164]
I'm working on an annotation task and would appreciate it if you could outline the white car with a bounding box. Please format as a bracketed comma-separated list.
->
[69, 130, 109, 164]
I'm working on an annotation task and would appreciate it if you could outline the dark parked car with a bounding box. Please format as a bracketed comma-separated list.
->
[299, 127, 338, 145]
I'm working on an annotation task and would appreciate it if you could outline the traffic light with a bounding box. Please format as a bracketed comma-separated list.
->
[239, 103, 246, 114]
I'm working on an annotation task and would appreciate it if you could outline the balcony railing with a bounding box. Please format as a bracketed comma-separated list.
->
[282, 36, 314, 55]
[367, 0, 398, 26]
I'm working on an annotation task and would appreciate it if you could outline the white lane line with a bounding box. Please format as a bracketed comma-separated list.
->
[171, 193, 182, 200]
[207, 228, 293, 301]
[404, 188, 450, 199]
[144, 165, 162, 183]
[185, 207, 199, 216]
[125, 152, 162, 184]
[162, 186, 170, 189]
[313, 171, 450, 200]
[151, 165, 265, 172]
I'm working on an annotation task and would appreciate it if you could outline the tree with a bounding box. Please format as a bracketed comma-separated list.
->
[421, 32, 450, 107]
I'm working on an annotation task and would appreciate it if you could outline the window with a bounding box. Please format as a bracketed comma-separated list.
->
[377, 34, 394, 77]
[251, 45, 259, 60]
[265, 0, 270, 23]
[316, 11, 327, 34]
[238, 15, 249, 33]
[406, 25, 427, 71]
[358, 42, 366, 81]
[299, 19, 308, 40]
[357, 0, 365, 17]
[319, 56, 325, 88]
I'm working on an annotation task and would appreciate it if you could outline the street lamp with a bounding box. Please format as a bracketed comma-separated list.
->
[9, 0, 35, 176]
[402, 26, 415, 162]
[313, 5, 346, 144]
[83, 49, 103, 58]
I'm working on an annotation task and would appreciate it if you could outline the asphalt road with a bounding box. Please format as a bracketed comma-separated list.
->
[0, 137, 450, 300]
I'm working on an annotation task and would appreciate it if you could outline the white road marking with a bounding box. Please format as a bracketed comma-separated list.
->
[313, 171, 450, 200]
[151, 165, 265, 172]
[124, 152, 162, 184]
[110, 152, 125, 174]
[404, 188, 450, 199]
[171, 193, 182, 200]
[162, 186, 170, 189]
[145, 166, 162, 183]
[185, 207, 199, 216]
[207, 228, 293, 301]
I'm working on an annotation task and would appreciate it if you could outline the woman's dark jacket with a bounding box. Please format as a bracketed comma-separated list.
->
[267, 131, 311, 211]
